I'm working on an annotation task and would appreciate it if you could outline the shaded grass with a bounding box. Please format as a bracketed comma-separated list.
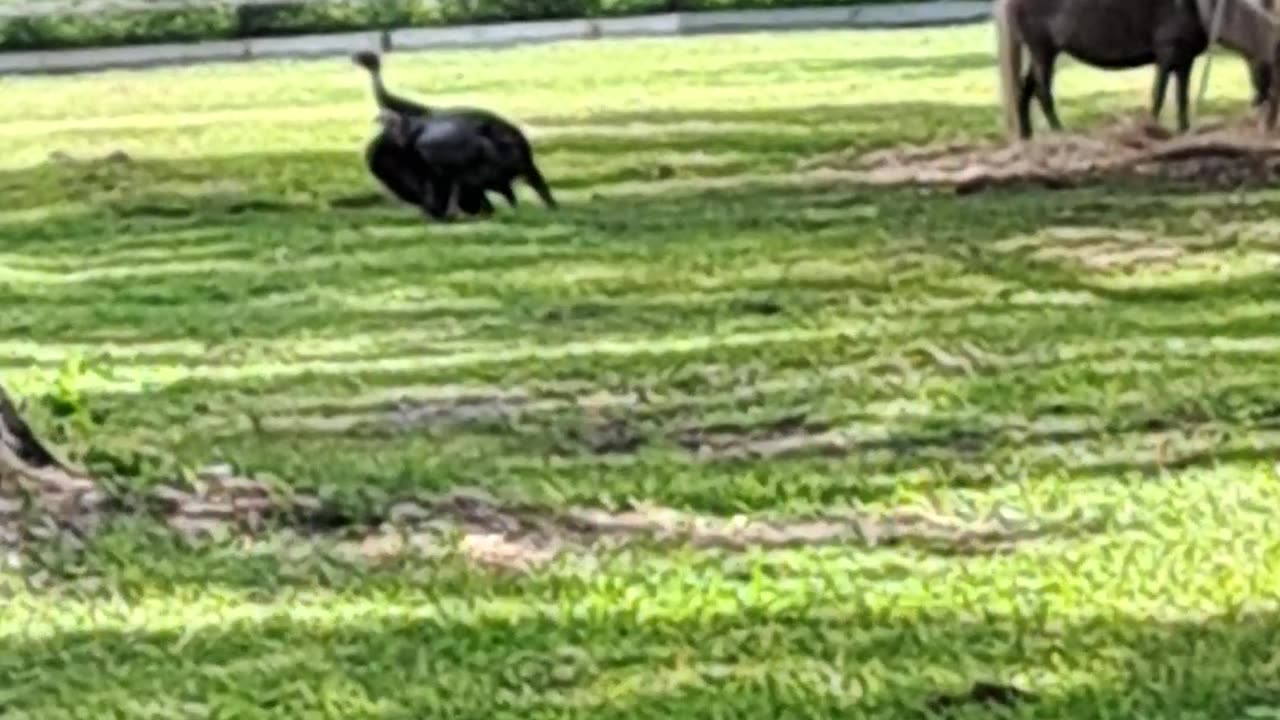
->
[4, 22, 1280, 719]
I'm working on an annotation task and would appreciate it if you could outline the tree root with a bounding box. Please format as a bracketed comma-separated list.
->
[0, 383, 97, 521]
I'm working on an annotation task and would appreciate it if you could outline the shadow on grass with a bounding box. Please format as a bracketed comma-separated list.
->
[6, 91, 1172, 219]
[6, 95, 1280, 508]
[0, 591, 1274, 718]
[9, 186, 1280, 388]
[4, 172, 1274, 349]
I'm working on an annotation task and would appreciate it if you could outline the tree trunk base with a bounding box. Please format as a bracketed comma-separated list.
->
[0, 384, 96, 520]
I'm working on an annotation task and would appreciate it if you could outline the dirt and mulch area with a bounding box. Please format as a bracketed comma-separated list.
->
[803, 113, 1280, 194]
[0, 386, 1108, 575]
[2, 460, 1096, 575]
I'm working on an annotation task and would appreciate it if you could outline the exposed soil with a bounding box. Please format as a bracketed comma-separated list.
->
[0, 385, 111, 555]
[0, 455, 1102, 574]
[155, 476, 1099, 572]
[0, 383, 1108, 574]
[805, 113, 1280, 194]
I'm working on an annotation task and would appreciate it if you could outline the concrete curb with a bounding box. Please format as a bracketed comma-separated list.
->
[0, 38, 249, 74]
[0, 0, 991, 76]
[247, 31, 383, 60]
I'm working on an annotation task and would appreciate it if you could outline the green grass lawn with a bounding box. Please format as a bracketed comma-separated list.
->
[4, 23, 1280, 719]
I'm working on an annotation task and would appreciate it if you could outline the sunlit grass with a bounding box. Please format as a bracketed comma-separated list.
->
[5, 465, 1280, 718]
[3, 22, 1280, 720]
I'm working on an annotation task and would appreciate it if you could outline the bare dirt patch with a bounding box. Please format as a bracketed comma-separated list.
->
[205, 481, 1100, 572]
[1, 452, 1104, 575]
[0, 383, 1106, 573]
[804, 114, 1280, 194]
[0, 389, 112, 562]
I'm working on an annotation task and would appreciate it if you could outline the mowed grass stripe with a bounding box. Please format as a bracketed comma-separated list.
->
[17, 297, 1280, 398]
